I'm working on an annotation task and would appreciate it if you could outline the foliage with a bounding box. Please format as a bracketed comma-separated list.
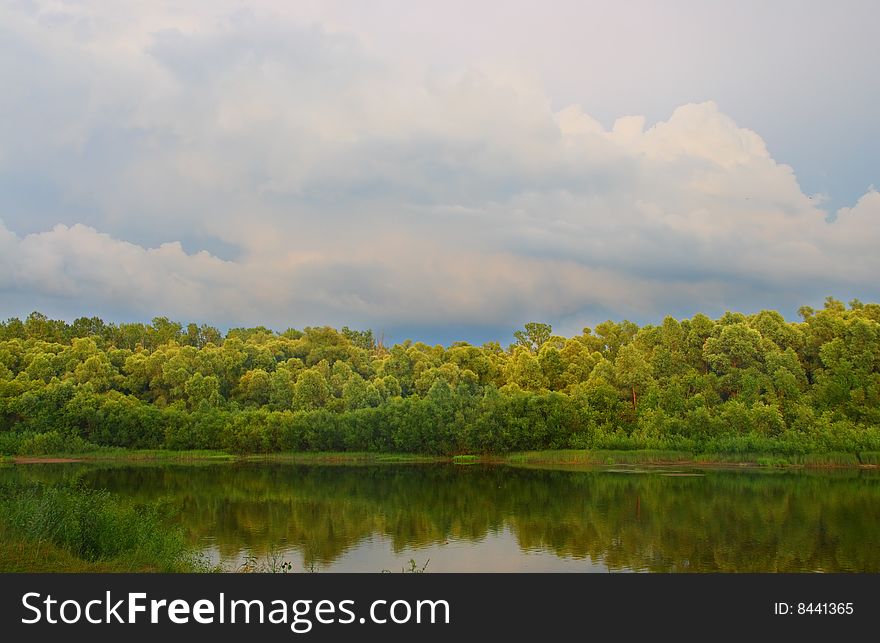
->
[0, 480, 203, 571]
[1, 301, 879, 455]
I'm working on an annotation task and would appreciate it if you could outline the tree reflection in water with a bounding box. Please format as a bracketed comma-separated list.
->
[4, 463, 878, 572]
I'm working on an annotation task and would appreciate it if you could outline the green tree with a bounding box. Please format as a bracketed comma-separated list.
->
[513, 322, 552, 353]
[294, 370, 330, 411]
[613, 344, 653, 410]
[185, 373, 222, 410]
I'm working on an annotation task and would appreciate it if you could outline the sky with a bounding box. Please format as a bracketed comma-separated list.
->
[1, 0, 878, 345]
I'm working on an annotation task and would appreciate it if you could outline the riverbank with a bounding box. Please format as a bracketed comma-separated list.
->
[0, 481, 211, 573]
[498, 449, 880, 469]
[6, 448, 880, 469]
[0, 535, 194, 572]
[5, 450, 442, 465]
[6, 449, 235, 464]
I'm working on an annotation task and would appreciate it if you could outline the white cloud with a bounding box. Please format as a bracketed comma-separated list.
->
[0, 2, 878, 337]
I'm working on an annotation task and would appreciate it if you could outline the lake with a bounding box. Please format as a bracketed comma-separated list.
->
[3, 462, 879, 572]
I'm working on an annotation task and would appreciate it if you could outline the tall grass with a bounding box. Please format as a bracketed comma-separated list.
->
[242, 452, 443, 464]
[506, 449, 693, 465]
[506, 449, 869, 468]
[798, 452, 860, 467]
[0, 481, 205, 571]
[693, 452, 764, 464]
[859, 452, 880, 465]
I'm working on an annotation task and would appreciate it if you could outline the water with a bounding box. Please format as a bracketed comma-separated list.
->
[3, 462, 879, 572]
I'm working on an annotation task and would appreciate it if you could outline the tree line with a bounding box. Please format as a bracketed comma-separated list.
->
[1, 297, 878, 455]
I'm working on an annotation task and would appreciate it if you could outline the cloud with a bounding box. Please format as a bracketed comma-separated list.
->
[0, 2, 878, 338]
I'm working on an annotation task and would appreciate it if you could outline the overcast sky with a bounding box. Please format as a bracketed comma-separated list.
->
[1, 0, 878, 344]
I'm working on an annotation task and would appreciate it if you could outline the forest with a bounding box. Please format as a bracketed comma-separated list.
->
[1, 297, 878, 457]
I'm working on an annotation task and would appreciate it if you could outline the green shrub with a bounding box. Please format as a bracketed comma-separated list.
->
[0, 481, 202, 571]
[17, 431, 101, 456]
[0, 432, 23, 455]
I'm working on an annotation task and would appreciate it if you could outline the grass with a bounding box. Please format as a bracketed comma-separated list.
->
[695, 452, 762, 463]
[504, 449, 694, 465]
[13, 449, 235, 463]
[0, 534, 182, 572]
[694, 452, 788, 465]
[241, 451, 445, 464]
[755, 456, 792, 468]
[7, 448, 875, 469]
[0, 481, 209, 572]
[694, 452, 859, 467]
[503, 449, 871, 469]
[798, 452, 860, 467]
[858, 451, 880, 465]
[12, 449, 443, 465]
[383, 559, 430, 573]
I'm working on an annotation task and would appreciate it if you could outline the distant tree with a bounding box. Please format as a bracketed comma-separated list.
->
[513, 322, 552, 353]
[593, 320, 639, 359]
[341, 326, 376, 351]
[0, 317, 26, 340]
[294, 369, 330, 410]
[613, 344, 653, 410]
[69, 316, 107, 340]
[185, 373, 222, 410]
[1, 302, 878, 456]
[148, 317, 182, 347]
[824, 296, 846, 312]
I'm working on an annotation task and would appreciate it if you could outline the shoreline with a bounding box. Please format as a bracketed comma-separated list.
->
[5, 448, 879, 469]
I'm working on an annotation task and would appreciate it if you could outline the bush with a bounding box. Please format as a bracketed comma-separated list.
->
[0, 431, 23, 455]
[17, 431, 100, 456]
[0, 481, 201, 570]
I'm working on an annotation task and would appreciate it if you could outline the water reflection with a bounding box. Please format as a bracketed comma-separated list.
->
[4, 463, 879, 572]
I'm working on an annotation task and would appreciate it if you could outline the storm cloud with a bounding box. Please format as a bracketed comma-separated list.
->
[1, 1, 878, 341]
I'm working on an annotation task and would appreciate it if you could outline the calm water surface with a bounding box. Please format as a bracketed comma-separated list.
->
[5, 462, 879, 572]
